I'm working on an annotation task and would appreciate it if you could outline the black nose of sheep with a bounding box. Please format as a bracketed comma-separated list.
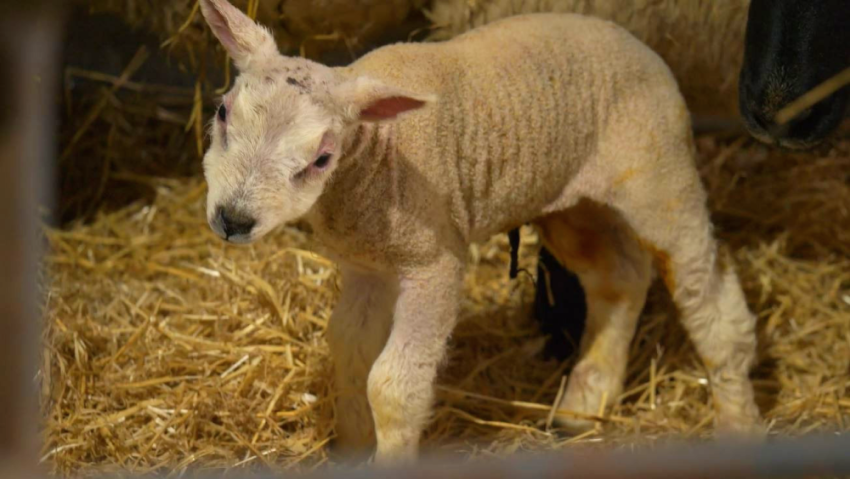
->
[738, 0, 849, 149]
[211, 205, 256, 243]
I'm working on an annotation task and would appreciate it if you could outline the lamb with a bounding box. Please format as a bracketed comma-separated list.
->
[198, 0, 763, 464]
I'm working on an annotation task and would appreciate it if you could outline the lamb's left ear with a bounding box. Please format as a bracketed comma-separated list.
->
[331, 76, 436, 123]
[199, 0, 278, 71]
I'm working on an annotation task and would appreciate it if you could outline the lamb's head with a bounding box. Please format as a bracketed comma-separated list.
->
[199, 0, 433, 244]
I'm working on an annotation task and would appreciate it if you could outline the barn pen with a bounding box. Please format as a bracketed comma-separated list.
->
[15, 0, 850, 477]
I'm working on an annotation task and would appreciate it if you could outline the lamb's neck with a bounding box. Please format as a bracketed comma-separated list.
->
[305, 122, 402, 243]
[338, 122, 393, 179]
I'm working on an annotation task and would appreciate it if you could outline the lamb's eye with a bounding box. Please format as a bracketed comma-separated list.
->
[218, 104, 227, 122]
[314, 153, 331, 169]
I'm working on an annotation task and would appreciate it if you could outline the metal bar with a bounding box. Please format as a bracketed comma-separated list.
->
[0, 1, 62, 477]
[263, 434, 850, 479]
[38, 433, 846, 479]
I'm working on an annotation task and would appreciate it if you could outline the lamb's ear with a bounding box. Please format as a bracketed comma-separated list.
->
[331, 76, 436, 123]
[199, 0, 278, 71]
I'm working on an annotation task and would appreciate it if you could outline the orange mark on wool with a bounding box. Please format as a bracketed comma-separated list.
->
[639, 240, 676, 293]
[613, 167, 639, 187]
[585, 338, 626, 368]
[538, 212, 626, 305]
[664, 197, 682, 211]
[596, 285, 624, 304]
[538, 215, 607, 272]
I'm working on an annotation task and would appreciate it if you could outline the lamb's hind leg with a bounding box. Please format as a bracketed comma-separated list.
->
[537, 199, 653, 433]
[612, 166, 763, 437]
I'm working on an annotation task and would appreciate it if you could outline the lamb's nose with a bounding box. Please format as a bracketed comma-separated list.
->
[217, 206, 255, 239]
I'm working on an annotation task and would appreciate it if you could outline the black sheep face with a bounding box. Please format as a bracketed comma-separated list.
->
[738, 0, 849, 149]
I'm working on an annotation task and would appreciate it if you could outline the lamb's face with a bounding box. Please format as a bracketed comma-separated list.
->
[198, 0, 432, 243]
[203, 72, 342, 244]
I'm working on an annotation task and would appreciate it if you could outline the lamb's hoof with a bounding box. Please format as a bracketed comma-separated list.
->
[552, 367, 617, 435]
[372, 449, 417, 468]
[327, 437, 374, 466]
[715, 413, 767, 442]
[552, 415, 596, 436]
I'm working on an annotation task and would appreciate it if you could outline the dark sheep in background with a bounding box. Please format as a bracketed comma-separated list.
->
[738, 0, 849, 149]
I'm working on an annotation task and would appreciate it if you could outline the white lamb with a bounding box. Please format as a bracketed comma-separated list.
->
[197, 0, 763, 465]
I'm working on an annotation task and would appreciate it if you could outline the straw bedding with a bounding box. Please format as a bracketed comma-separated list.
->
[43, 2, 850, 477]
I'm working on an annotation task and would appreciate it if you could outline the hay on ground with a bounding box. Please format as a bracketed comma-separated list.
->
[40, 133, 850, 477]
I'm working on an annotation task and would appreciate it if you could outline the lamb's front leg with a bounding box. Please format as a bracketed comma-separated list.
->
[367, 252, 464, 465]
[326, 266, 399, 461]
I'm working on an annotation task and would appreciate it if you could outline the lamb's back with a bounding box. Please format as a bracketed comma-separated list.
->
[348, 13, 682, 241]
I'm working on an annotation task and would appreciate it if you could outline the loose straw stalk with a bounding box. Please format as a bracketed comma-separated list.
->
[775, 67, 850, 125]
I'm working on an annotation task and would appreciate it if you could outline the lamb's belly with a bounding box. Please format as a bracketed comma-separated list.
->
[441, 43, 600, 242]
[456, 100, 596, 242]
[466, 156, 580, 243]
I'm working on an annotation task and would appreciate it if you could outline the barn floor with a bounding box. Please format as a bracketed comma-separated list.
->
[40, 134, 850, 477]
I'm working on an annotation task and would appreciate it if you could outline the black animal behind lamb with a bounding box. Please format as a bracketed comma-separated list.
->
[738, 0, 849, 149]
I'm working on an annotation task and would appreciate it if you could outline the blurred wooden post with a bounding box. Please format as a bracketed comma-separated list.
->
[0, 1, 62, 476]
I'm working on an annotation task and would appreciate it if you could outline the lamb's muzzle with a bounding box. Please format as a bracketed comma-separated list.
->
[209, 205, 256, 243]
